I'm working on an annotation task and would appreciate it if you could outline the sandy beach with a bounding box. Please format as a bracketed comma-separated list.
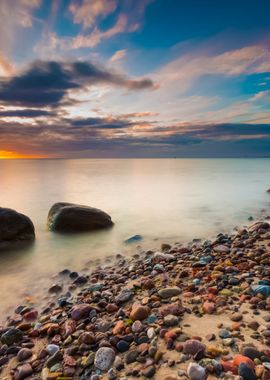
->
[1, 218, 270, 380]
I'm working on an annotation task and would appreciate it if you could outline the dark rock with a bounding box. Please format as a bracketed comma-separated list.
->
[125, 349, 139, 364]
[0, 208, 35, 249]
[1, 328, 23, 346]
[48, 284, 62, 294]
[142, 365, 156, 378]
[73, 276, 88, 285]
[242, 346, 261, 360]
[46, 350, 63, 369]
[116, 340, 129, 353]
[238, 363, 256, 380]
[48, 202, 113, 233]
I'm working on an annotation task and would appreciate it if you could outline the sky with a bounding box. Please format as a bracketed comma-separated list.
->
[0, 0, 270, 158]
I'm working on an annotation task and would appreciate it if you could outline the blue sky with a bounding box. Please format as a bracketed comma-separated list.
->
[0, 0, 270, 157]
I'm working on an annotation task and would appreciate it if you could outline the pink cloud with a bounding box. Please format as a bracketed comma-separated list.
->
[69, 0, 117, 29]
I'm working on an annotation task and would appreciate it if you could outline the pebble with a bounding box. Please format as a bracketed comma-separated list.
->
[1, 328, 23, 346]
[46, 344, 60, 355]
[142, 365, 156, 378]
[219, 329, 231, 339]
[116, 340, 130, 353]
[14, 364, 33, 380]
[187, 362, 206, 380]
[17, 348, 32, 362]
[94, 347, 116, 371]
[183, 340, 205, 356]
[238, 362, 256, 380]
[130, 304, 150, 321]
[164, 314, 179, 326]
[71, 303, 92, 320]
[158, 286, 181, 299]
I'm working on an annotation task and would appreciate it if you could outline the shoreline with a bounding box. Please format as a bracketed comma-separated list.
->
[1, 220, 270, 379]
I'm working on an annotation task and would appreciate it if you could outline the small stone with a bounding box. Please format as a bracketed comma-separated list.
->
[242, 346, 261, 360]
[14, 364, 33, 380]
[113, 320, 126, 335]
[238, 363, 256, 380]
[187, 362, 206, 380]
[73, 275, 88, 285]
[248, 321, 260, 331]
[158, 287, 181, 299]
[95, 347, 116, 371]
[142, 366, 156, 378]
[49, 284, 62, 293]
[46, 351, 63, 369]
[219, 329, 231, 339]
[230, 312, 243, 322]
[202, 301, 215, 314]
[164, 314, 179, 327]
[213, 245, 230, 253]
[1, 328, 23, 346]
[115, 289, 133, 304]
[71, 304, 92, 320]
[46, 344, 59, 355]
[125, 350, 139, 364]
[206, 333, 216, 341]
[147, 327, 156, 339]
[17, 348, 32, 362]
[183, 339, 205, 356]
[132, 320, 143, 333]
[116, 340, 129, 353]
[130, 304, 150, 321]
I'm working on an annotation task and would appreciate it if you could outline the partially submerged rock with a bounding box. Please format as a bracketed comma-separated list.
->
[0, 207, 35, 250]
[124, 234, 143, 244]
[47, 202, 113, 232]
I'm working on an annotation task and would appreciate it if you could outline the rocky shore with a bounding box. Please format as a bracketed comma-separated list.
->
[1, 220, 270, 380]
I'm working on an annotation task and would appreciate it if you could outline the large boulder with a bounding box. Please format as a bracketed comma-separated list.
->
[0, 208, 35, 249]
[48, 202, 113, 233]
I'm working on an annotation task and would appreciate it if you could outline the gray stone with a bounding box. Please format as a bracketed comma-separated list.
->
[95, 347, 115, 371]
[158, 286, 181, 299]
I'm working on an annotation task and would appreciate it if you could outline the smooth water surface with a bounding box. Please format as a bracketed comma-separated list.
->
[0, 158, 269, 317]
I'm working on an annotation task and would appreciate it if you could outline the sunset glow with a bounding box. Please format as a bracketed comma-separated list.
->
[0, 150, 46, 159]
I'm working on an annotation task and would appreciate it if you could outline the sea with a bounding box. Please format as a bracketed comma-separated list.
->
[0, 158, 269, 317]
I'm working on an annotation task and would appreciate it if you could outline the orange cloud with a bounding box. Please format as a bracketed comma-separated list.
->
[0, 54, 14, 76]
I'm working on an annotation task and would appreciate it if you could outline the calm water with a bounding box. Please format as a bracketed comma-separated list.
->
[0, 158, 270, 317]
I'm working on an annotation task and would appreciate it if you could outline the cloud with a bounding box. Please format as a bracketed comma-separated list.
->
[155, 44, 270, 95]
[69, 0, 117, 29]
[71, 14, 127, 49]
[0, 0, 41, 52]
[71, 116, 132, 129]
[0, 60, 155, 107]
[1, 108, 270, 157]
[0, 54, 14, 76]
[251, 90, 270, 102]
[110, 49, 127, 63]
[0, 109, 54, 117]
